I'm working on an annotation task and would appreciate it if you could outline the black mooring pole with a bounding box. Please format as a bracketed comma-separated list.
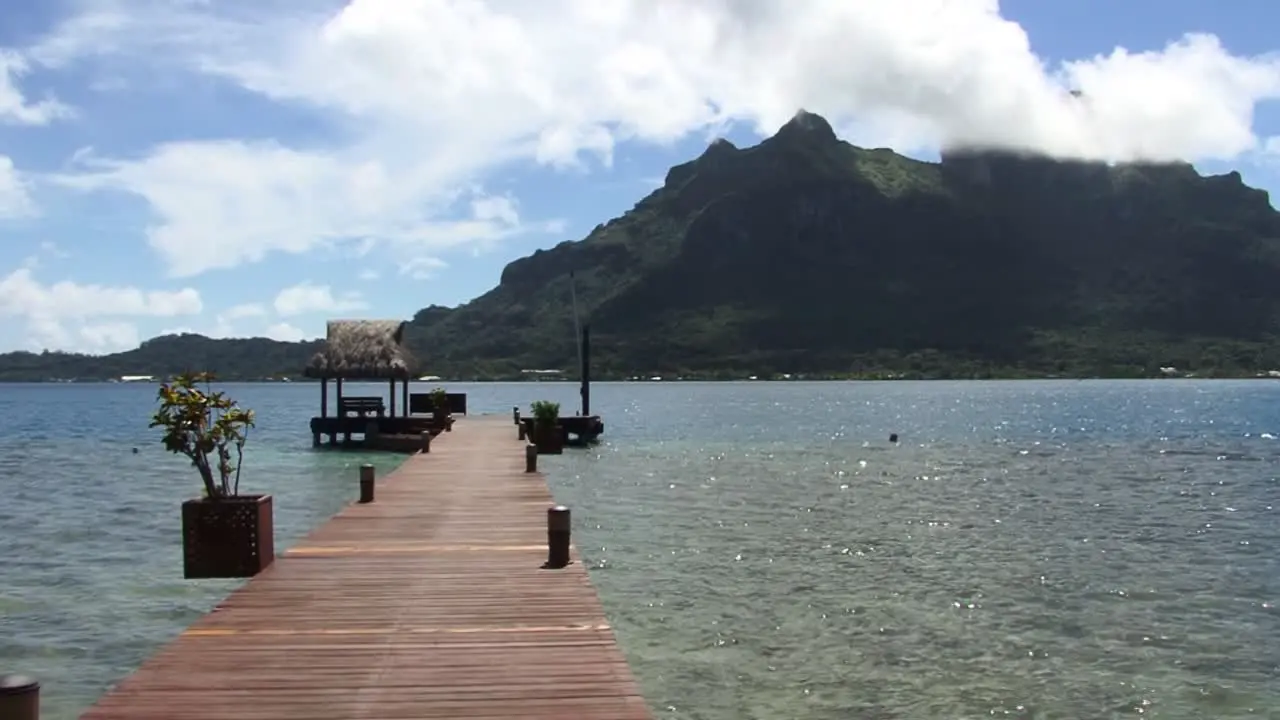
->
[580, 323, 591, 417]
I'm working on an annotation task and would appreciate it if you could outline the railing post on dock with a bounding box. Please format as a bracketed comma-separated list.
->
[420, 431, 432, 454]
[518, 421, 526, 441]
[0, 674, 40, 720]
[513, 406, 520, 425]
[544, 506, 571, 569]
[358, 464, 375, 504]
[525, 443, 537, 473]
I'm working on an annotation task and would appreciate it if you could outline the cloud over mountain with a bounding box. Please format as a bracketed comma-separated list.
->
[3, 0, 1280, 352]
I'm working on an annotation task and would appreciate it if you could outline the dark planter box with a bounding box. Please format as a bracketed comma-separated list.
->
[533, 422, 564, 455]
[182, 494, 275, 579]
[428, 413, 453, 433]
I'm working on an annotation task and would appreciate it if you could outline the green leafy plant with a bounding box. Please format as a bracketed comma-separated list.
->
[151, 371, 256, 499]
[530, 400, 560, 426]
[429, 386, 449, 413]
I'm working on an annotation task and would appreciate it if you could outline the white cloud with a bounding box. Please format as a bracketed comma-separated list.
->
[222, 302, 267, 320]
[16, 318, 140, 354]
[0, 49, 72, 125]
[0, 268, 202, 351]
[79, 321, 139, 352]
[28, 0, 1280, 276]
[159, 316, 317, 343]
[400, 256, 448, 280]
[357, 269, 379, 281]
[56, 142, 536, 277]
[0, 156, 34, 217]
[264, 321, 307, 342]
[272, 281, 366, 317]
[0, 268, 202, 319]
[89, 0, 1280, 159]
[194, 302, 268, 338]
[160, 296, 319, 342]
[38, 241, 70, 259]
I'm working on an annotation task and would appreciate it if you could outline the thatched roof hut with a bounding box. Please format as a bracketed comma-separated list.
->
[304, 320, 416, 380]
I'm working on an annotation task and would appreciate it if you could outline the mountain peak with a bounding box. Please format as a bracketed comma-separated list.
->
[697, 137, 739, 164]
[773, 109, 838, 144]
[661, 137, 741, 190]
[704, 137, 739, 154]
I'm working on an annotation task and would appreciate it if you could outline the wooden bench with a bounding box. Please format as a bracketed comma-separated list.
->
[338, 396, 385, 417]
[408, 392, 468, 415]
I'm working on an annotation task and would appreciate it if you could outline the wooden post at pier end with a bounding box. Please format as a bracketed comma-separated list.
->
[513, 406, 520, 425]
[0, 674, 39, 720]
[420, 430, 432, 454]
[358, 464, 375, 503]
[525, 443, 538, 473]
[545, 505, 571, 569]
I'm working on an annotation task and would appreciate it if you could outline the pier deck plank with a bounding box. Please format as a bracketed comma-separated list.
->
[80, 416, 651, 720]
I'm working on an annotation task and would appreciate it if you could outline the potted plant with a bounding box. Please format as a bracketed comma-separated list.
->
[151, 371, 273, 579]
[430, 386, 452, 431]
[529, 399, 563, 454]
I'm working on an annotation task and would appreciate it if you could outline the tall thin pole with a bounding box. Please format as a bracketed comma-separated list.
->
[581, 324, 591, 417]
[569, 270, 584, 413]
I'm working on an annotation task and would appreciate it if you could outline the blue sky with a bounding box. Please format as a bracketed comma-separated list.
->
[1, 0, 1279, 353]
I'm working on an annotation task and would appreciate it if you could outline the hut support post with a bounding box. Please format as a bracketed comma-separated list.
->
[388, 379, 396, 417]
[320, 378, 328, 418]
[402, 380, 409, 418]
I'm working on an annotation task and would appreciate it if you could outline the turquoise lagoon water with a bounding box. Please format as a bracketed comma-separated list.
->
[1, 380, 1278, 719]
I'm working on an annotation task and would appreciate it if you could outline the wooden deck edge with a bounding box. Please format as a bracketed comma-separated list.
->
[76, 414, 653, 720]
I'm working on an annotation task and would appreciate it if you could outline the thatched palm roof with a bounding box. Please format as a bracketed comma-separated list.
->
[304, 320, 417, 380]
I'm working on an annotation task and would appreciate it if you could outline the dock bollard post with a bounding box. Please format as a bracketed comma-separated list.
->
[0, 674, 40, 720]
[358, 464, 375, 504]
[518, 421, 526, 441]
[420, 431, 432, 454]
[545, 506, 571, 569]
[513, 406, 520, 425]
[525, 443, 537, 473]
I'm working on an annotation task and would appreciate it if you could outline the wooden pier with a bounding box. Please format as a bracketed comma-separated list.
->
[78, 416, 651, 720]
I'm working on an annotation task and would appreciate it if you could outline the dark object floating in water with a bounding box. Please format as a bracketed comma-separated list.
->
[889, 433, 899, 443]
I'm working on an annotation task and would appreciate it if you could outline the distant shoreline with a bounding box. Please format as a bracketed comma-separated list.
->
[6, 374, 1279, 384]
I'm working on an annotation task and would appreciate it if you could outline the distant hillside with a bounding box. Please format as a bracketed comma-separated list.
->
[4, 109, 1280, 381]
[0, 334, 320, 382]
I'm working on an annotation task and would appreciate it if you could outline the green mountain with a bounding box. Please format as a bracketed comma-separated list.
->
[0, 334, 320, 382]
[4, 109, 1280, 381]
[408, 111, 1280, 378]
